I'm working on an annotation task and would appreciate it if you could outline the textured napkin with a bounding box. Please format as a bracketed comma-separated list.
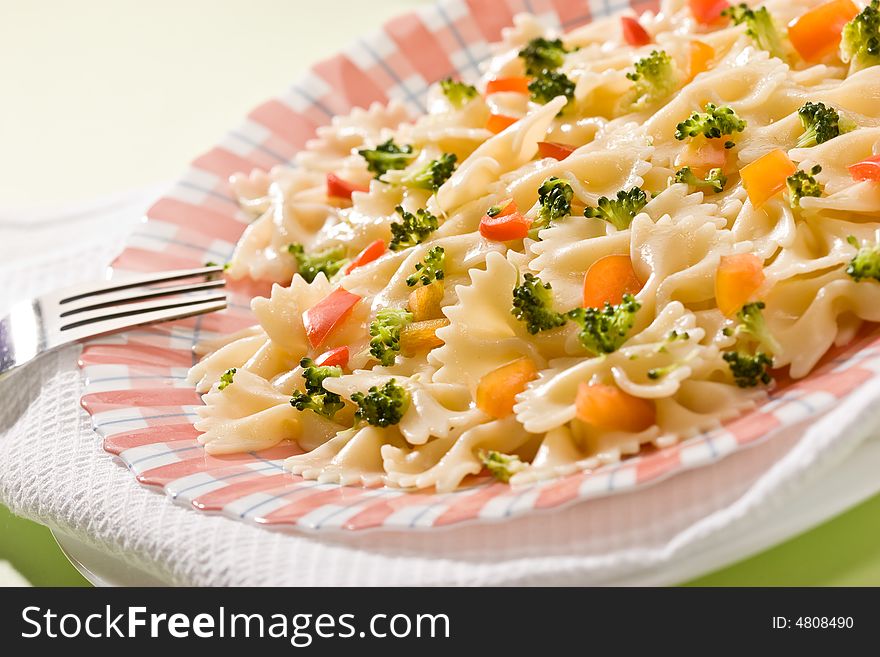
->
[1, 190, 879, 587]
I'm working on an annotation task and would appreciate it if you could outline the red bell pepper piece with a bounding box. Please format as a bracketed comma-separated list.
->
[849, 155, 880, 182]
[621, 16, 652, 46]
[327, 173, 369, 200]
[537, 141, 576, 161]
[485, 77, 531, 95]
[344, 239, 386, 274]
[689, 0, 730, 25]
[302, 288, 361, 348]
[314, 345, 350, 368]
[479, 200, 531, 241]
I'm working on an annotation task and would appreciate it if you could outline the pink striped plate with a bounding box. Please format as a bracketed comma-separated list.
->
[78, 0, 880, 531]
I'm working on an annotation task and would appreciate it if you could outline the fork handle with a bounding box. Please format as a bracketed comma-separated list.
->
[0, 312, 42, 382]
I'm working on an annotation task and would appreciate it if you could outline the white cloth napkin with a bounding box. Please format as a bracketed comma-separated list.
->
[1, 190, 879, 587]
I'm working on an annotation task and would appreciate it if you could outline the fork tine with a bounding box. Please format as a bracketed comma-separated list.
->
[58, 266, 224, 304]
[59, 279, 226, 317]
[53, 298, 227, 346]
[58, 293, 227, 331]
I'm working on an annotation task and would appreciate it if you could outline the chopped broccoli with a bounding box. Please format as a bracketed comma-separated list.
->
[396, 153, 457, 191]
[567, 294, 641, 355]
[530, 177, 574, 238]
[796, 102, 855, 148]
[511, 273, 568, 334]
[647, 363, 682, 380]
[722, 4, 787, 60]
[289, 358, 345, 418]
[732, 302, 781, 355]
[528, 69, 576, 107]
[723, 351, 773, 387]
[369, 307, 413, 366]
[840, 0, 880, 73]
[218, 368, 236, 391]
[351, 379, 410, 427]
[786, 165, 823, 207]
[583, 187, 649, 230]
[287, 243, 348, 283]
[674, 103, 746, 147]
[439, 78, 478, 107]
[358, 138, 416, 178]
[846, 235, 880, 282]
[519, 37, 570, 76]
[389, 205, 440, 251]
[626, 50, 679, 107]
[480, 450, 526, 483]
[673, 166, 728, 193]
[406, 246, 445, 287]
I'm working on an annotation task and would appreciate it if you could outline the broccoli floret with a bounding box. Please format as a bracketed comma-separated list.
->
[673, 166, 728, 193]
[358, 139, 416, 178]
[567, 294, 641, 355]
[647, 363, 682, 380]
[351, 379, 410, 427]
[723, 351, 773, 387]
[786, 165, 823, 207]
[722, 4, 787, 60]
[406, 246, 445, 287]
[287, 243, 348, 283]
[289, 358, 345, 418]
[528, 69, 576, 107]
[396, 153, 457, 191]
[626, 50, 679, 107]
[519, 37, 570, 75]
[846, 235, 880, 282]
[389, 206, 440, 251]
[218, 368, 236, 391]
[439, 78, 478, 107]
[511, 273, 568, 334]
[583, 187, 649, 230]
[480, 450, 526, 483]
[796, 102, 855, 148]
[840, 0, 880, 73]
[674, 103, 746, 147]
[529, 177, 574, 238]
[369, 307, 413, 366]
[733, 302, 781, 355]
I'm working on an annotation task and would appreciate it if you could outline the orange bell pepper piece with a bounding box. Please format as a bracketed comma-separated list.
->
[787, 0, 859, 62]
[575, 382, 656, 432]
[740, 149, 797, 208]
[582, 255, 643, 309]
[476, 357, 539, 419]
[715, 253, 765, 316]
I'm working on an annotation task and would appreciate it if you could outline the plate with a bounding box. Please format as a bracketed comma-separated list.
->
[78, 0, 880, 531]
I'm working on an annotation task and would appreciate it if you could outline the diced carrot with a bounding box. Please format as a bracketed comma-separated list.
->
[583, 255, 643, 309]
[486, 113, 519, 134]
[344, 239, 386, 274]
[689, 0, 731, 25]
[476, 357, 538, 419]
[400, 319, 449, 357]
[314, 346, 349, 368]
[715, 253, 765, 316]
[537, 141, 576, 160]
[479, 210, 531, 241]
[686, 40, 715, 82]
[621, 16, 652, 46]
[575, 382, 656, 432]
[326, 173, 369, 200]
[740, 149, 798, 208]
[788, 0, 859, 62]
[408, 280, 445, 322]
[302, 288, 361, 348]
[485, 76, 531, 95]
[849, 154, 880, 182]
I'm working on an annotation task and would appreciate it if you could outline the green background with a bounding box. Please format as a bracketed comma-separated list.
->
[3, 494, 880, 586]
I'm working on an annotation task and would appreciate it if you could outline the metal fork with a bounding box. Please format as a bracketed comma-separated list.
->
[0, 266, 226, 381]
